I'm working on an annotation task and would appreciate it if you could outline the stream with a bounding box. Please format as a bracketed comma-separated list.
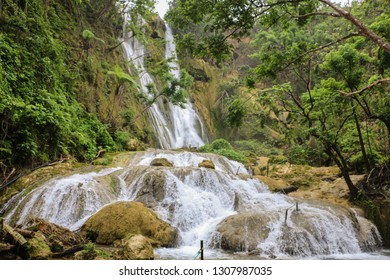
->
[2, 7, 389, 260]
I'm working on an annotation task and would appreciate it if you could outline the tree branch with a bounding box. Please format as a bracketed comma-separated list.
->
[283, 32, 360, 70]
[319, 0, 390, 53]
[293, 12, 342, 19]
[338, 78, 390, 96]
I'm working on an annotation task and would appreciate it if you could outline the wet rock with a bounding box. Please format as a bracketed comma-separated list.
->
[114, 234, 154, 260]
[198, 159, 215, 169]
[123, 167, 167, 208]
[81, 201, 177, 246]
[215, 212, 271, 252]
[150, 158, 174, 167]
[275, 185, 299, 194]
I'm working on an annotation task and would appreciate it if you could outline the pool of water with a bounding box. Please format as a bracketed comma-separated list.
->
[155, 247, 390, 260]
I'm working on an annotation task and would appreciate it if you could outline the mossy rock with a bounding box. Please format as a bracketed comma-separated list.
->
[26, 232, 52, 260]
[198, 159, 215, 169]
[113, 234, 154, 260]
[150, 158, 174, 167]
[81, 201, 177, 246]
[27, 217, 86, 249]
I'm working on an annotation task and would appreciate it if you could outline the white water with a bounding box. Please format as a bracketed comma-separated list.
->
[2, 151, 386, 259]
[1, 7, 386, 259]
[122, 14, 206, 149]
[3, 168, 122, 231]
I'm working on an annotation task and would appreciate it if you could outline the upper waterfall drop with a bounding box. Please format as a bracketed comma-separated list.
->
[121, 13, 207, 149]
[163, 23, 207, 149]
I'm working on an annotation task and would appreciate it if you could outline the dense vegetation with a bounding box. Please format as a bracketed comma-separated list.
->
[0, 0, 192, 187]
[167, 0, 390, 199]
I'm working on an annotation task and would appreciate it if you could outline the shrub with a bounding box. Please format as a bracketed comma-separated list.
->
[199, 139, 247, 163]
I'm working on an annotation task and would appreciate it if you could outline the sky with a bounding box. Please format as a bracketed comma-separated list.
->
[155, 0, 170, 18]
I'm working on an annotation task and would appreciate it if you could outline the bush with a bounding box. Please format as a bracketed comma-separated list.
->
[199, 139, 247, 163]
[114, 130, 131, 151]
[269, 155, 288, 164]
[233, 140, 282, 157]
[287, 145, 308, 165]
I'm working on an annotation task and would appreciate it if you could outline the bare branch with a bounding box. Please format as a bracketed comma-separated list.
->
[338, 78, 390, 96]
[294, 12, 342, 19]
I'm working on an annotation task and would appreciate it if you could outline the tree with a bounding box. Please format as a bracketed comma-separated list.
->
[167, 0, 390, 58]
[194, 2, 390, 198]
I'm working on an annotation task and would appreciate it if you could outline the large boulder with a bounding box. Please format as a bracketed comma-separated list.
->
[113, 234, 154, 260]
[81, 201, 177, 247]
[215, 212, 271, 252]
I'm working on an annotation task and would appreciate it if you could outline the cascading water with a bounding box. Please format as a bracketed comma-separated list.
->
[163, 24, 207, 149]
[122, 13, 206, 149]
[1, 6, 388, 260]
[3, 150, 386, 259]
[3, 167, 122, 231]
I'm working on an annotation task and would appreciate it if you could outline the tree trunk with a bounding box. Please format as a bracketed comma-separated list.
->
[319, 0, 390, 53]
[97, 0, 114, 20]
[328, 144, 360, 198]
[352, 101, 371, 171]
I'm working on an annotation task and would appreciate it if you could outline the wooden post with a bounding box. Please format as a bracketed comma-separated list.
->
[296, 202, 299, 211]
[200, 240, 204, 260]
[284, 209, 288, 225]
[266, 161, 270, 177]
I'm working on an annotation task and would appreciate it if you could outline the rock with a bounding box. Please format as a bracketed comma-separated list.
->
[126, 139, 144, 151]
[150, 158, 173, 167]
[26, 232, 51, 260]
[275, 185, 299, 194]
[81, 201, 177, 247]
[26, 217, 86, 251]
[215, 212, 271, 252]
[122, 166, 167, 208]
[114, 234, 154, 260]
[198, 159, 215, 169]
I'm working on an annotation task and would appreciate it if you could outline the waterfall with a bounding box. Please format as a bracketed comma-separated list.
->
[3, 151, 384, 259]
[3, 167, 122, 231]
[121, 13, 206, 149]
[1, 6, 386, 259]
[164, 24, 207, 149]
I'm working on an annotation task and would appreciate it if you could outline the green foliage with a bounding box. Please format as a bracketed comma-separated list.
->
[233, 140, 282, 157]
[226, 99, 247, 128]
[107, 65, 138, 88]
[269, 155, 288, 164]
[321, 44, 373, 90]
[114, 130, 131, 151]
[199, 139, 247, 163]
[0, 0, 144, 174]
[81, 242, 98, 260]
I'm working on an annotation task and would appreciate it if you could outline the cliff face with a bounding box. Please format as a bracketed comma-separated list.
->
[0, 1, 159, 182]
[0, 0, 253, 182]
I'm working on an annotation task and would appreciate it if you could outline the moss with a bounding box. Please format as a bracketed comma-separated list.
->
[358, 198, 390, 247]
[81, 201, 177, 247]
[26, 232, 52, 260]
